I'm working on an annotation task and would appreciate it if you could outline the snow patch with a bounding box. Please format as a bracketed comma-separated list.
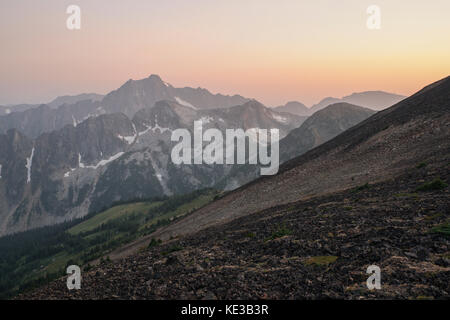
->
[138, 115, 171, 137]
[117, 123, 138, 144]
[148, 155, 172, 196]
[78, 153, 85, 168]
[198, 116, 214, 124]
[63, 168, 76, 178]
[5, 108, 11, 114]
[175, 97, 197, 110]
[72, 115, 78, 127]
[26, 147, 35, 184]
[78, 152, 125, 170]
[76, 107, 106, 125]
[118, 134, 137, 144]
[153, 122, 171, 134]
[271, 113, 288, 123]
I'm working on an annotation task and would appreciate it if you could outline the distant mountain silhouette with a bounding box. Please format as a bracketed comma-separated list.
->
[309, 91, 405, 114]
[273, 101, 309, 116]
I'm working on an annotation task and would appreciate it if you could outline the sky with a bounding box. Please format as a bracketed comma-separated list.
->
[0, 0, 449, 107]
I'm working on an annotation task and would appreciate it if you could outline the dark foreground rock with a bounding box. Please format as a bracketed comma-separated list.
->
[18, 161, 450, 300]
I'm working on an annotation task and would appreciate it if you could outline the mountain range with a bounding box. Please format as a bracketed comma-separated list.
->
[0, 76, 405, 139]
[0, 74, 392, 236]
[1, 73, 434, 245]
[0, 75, 249, 138]
[0, 97, 305, 236]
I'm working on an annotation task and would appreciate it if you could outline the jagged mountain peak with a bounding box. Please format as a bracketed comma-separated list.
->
[148, 74, 163, 81]
[99, 75, 250, 117]
[235, 99, 266, 110]
[115, 74, 168, 92]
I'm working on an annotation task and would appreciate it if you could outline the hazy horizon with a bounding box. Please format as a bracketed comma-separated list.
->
[1, 0, 449, 106]
[0, 73, 410, 108]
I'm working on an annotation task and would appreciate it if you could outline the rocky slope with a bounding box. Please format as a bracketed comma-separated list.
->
[113, 76, 450, 255]
[16, 76, 450, 300]
[19, 162, 449, 299]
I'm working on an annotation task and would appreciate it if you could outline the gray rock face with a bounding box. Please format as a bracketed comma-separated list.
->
[279, 103, 376, 162]
[0, 98, 303, 236]
[101, 74, 250, 118]
[0, 113, 134, 235]
[219, 103, 375, 189]
[0, 104, 40, 116]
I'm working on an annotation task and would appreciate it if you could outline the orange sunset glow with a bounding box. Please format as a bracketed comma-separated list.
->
[1, 0, 449, 106]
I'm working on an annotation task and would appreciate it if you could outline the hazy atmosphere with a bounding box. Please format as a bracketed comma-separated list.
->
[1, 0, 449, 305]
[1, 0, 449, 106]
